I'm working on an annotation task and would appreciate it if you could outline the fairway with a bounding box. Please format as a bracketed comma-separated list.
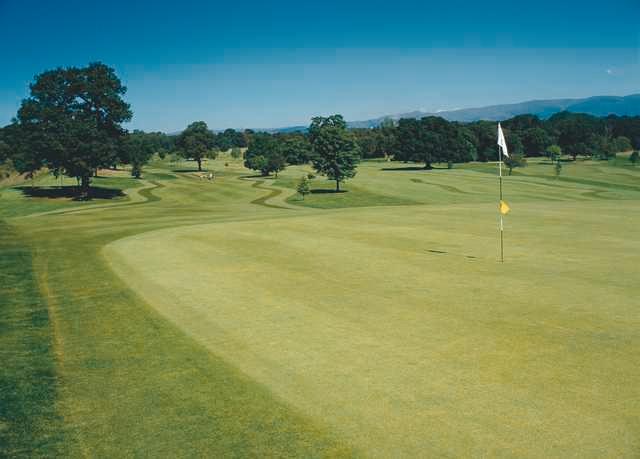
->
[2, 156, 640, 457]
[105, 200, 640, 457]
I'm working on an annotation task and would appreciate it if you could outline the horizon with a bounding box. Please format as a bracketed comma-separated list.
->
[1, 0, 638, 132]
[247, 92, 640, 132]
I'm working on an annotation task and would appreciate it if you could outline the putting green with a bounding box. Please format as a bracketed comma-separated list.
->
[105, 199, 640, 457]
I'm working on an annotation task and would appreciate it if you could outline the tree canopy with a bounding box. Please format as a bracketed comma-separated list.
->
[13, 62, 132, 196]
[244, 134, 286, 176]
[120, 130, 156, 178]
[175, 121, 217, 171]
[394, 117, 476, 168]
[308, 115, 360, 192]
[277, 133, 312, 165]
[215, 128, 246, 151]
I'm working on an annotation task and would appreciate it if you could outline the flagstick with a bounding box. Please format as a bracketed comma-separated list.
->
[498, 145, 504, 263]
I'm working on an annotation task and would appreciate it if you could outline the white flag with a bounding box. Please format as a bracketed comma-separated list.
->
[497, 122, 509, 158]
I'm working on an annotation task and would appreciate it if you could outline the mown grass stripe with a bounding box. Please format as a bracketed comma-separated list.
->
[0, 221, 66, 457]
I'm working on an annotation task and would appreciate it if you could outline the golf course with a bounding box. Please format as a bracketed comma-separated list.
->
[2, 155, 639, 457]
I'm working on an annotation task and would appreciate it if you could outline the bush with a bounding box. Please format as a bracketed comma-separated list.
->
[131, 163, 142, 179]
[546, 144, 562, 163]
[296, 176, 310, 200]
[555, 161, 562, 177]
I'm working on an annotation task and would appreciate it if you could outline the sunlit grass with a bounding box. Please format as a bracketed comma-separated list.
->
[1, 156, 639, 456]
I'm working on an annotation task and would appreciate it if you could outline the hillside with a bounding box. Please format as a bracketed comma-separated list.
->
[345, 94, 640, 128]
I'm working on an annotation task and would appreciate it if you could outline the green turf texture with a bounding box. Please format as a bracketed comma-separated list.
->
[1, 155, 639, 457]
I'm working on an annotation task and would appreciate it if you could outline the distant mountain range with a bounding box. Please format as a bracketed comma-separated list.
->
[262, 94, 640, 133]
[166, 94, 640, 134]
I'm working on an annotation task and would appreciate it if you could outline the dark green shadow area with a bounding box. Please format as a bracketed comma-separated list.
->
[0, 221, 67, 457]
[16, 186, 125, 200]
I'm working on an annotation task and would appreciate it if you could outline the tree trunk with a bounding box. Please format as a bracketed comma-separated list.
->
[424, 162, 432, 170]
[80, 175, 91, 199]
[336, 180, 340, 192]
[197, 158, 202, 171]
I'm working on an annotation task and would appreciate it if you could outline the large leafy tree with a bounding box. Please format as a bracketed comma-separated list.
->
[0, 124, 20, 165]
[467, 121, 498, 162]
[503, 114, 543, 132]
[277, 133, 312, 164]
[308, 115, 360, 192]
[521, 127, 552, 156]
[120, 130, 156, 178]
[394, 118, 424, 164]
[15, 62, 132, 196]
[175, 121, 217, 171]
[353, 129, 380, 159]
[611, 136, 632, 153]
[394, 116, 470, 168]
[608, 115, 640, 150]
[244, 134, 286, 176]
[378, 118, 397, 158]
[448, 125, 478, 164]
[0, 127, 8, 163]
[421, 116, 467, 167]
[216, 128, 247, 151]
[140, 131, 175, 158]
[547, 112, 604, 160]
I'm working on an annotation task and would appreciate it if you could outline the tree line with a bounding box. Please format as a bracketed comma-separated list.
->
[358, 112, 639, 167]
[232, 111, 640, 181]
[1, 62, 639, 197]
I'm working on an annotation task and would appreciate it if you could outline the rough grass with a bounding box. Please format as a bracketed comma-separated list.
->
[0, 222, 66, 456]
[1, 156, 639, 457]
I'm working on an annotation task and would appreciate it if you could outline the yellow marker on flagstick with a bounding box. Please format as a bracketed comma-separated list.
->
[499, 200, 510, 215]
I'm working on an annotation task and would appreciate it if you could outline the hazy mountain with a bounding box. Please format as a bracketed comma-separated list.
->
[168, 94, 640, 134]
[344, 94, 640, 129]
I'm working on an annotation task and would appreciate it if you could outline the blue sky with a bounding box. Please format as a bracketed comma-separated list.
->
[0, 0, 638, 131]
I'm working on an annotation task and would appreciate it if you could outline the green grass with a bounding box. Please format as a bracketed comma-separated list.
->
[1, 157, 639, 457]
[0, 222, 66, 456]
[276, 174, 418, 208]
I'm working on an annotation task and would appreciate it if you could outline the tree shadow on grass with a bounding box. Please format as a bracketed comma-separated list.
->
[171, 168, 208, 173]
[240, 174, 273, 179]
[380, 166, 427, 171]
[16, 186, 124, 201]
[380, 165, 448, 171]
[310, 189, 348, 194]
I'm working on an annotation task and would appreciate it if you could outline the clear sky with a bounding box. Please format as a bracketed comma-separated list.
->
[0, 0, 638, 132]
